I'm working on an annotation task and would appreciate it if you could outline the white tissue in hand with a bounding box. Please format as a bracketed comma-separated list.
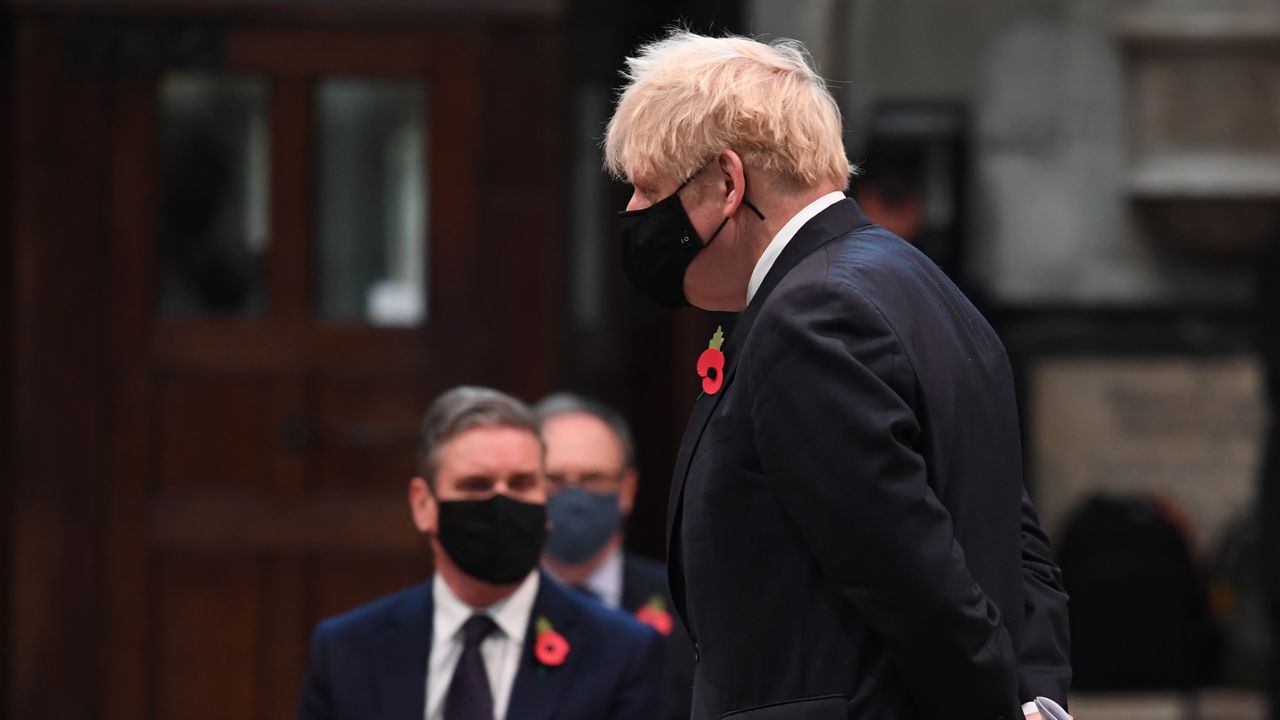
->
[1034, 697, 1071, 720]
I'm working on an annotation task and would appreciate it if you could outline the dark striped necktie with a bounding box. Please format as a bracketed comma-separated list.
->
[444, 614, 498, 720]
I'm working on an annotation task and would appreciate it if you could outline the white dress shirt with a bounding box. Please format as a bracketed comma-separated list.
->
[542, 545, 625, 610]
[744, 191, 846, 306]
[424, 571, 540, 720]
[582, 546, 624, 609]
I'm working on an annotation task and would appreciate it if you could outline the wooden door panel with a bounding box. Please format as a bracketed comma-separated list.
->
[11, 19, 115, 720]
[149, 493, 419, 554]
[313, 373, 429, 492]
[8, 10, 560, 720]
[305, 552, 429, 625]
[153, 553, 265, 720]
[154, 371, 277, 492]
[262, 556, 308, 720]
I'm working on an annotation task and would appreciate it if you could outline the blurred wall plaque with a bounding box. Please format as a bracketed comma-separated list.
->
[1031, 356, 1264, 555]
[1121, 0, 1280, 258]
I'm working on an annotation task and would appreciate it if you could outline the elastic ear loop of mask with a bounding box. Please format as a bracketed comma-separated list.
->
[697, 171, 766, 246]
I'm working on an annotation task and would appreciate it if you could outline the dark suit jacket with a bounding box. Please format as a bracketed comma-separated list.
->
[622, 552, 696, 720]
[296, 571, 664, 720]
[667, 198, 1069, 720]
[621, 551, 671, 613]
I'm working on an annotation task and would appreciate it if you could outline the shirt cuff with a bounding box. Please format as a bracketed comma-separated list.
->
[1022, 701, 1038, 716]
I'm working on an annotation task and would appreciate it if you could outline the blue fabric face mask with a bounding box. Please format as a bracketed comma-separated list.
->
[545, 487, 623, 564]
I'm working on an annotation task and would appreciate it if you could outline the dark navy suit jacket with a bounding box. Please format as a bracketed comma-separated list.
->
[621, 552, 695, 720]
[667, 199, 1070, 720]
[296, 571, 664, 720]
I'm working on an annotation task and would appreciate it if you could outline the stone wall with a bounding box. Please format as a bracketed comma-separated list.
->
[746, 0, 1275, 305]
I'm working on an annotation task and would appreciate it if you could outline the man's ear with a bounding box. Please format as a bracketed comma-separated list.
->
[618, 469, 639, 516]
[716, 148, 746, 217]
[409, 477, 438, 535]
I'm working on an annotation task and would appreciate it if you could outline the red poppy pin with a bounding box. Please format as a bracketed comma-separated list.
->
[634, 595, 674, 637]
[697, 325, 726, 395]
[534, 616, 569, 667]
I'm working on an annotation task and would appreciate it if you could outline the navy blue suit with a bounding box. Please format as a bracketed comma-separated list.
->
[296, 571, 663, 720]
[667, 199, 1070, 720]
[621, 552, 695, 720]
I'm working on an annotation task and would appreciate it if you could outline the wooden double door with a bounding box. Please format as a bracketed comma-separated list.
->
[11, 9, 564, 719]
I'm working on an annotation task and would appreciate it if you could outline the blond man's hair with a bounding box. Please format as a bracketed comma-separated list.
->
[604, 30, 853, 191]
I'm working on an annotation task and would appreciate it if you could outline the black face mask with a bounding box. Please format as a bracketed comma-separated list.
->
[617, 173, 765, 308]
[436, 494, 547, 585]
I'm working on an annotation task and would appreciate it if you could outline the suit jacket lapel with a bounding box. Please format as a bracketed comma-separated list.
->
[665, 362, 734, 542]
[664, 375, 731, 632]
[375, 583, 433, 720]
[506, 574, 583, 720]
[664, 197, 872, 630]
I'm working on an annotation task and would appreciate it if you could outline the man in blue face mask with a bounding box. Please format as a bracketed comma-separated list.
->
[535, 393, 694, 720]
[535, 394, 637, 588]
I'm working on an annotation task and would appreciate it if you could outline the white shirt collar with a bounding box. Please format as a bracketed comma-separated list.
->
[581, 546, 624, 610]
[432, 570, 541, 645]
[745, 191, 846, 306]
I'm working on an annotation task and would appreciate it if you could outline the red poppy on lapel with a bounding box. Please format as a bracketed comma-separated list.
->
[534, 616, 569, 667]
[697, 325, 727, 395]
[634, 596, 674, 637]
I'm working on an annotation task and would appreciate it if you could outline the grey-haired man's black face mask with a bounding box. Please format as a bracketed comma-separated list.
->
[436, 494, 546, 585]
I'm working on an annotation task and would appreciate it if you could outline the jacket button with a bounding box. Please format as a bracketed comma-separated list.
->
[693, 642, 700, 662]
